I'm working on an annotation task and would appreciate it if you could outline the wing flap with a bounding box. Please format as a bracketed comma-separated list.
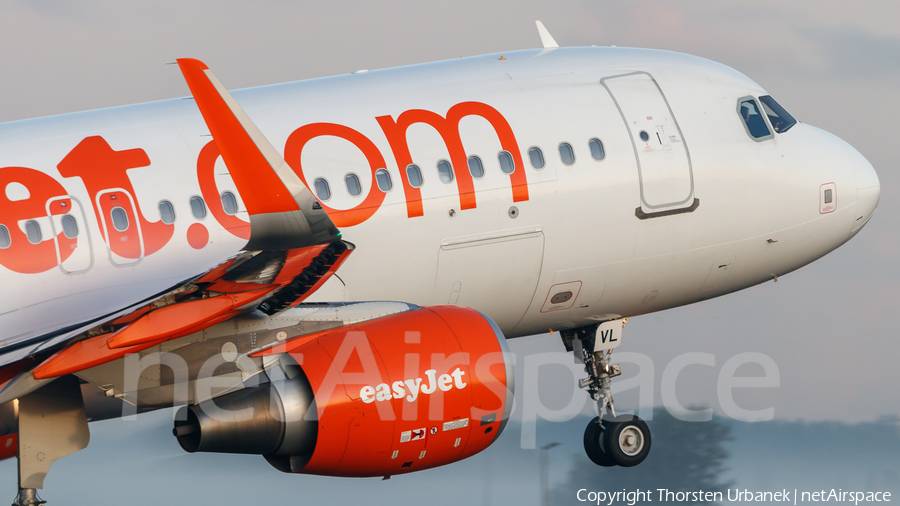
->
[106, 287, 274, 349]
[32, 240, 353, 379]
[33, 333, 168, 380]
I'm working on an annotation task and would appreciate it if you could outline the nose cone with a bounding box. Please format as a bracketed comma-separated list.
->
[851, 151, 880, 237]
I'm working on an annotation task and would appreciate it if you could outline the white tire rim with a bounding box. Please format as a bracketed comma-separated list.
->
[618, 425, 644, 456]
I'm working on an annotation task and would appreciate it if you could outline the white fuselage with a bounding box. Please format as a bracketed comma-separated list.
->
[0, 47, 880, 364]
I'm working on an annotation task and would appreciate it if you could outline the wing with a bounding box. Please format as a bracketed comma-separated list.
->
[0, 59, 348, 401]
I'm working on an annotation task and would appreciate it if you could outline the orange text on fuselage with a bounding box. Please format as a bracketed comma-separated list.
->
[0, 101, 529, 274]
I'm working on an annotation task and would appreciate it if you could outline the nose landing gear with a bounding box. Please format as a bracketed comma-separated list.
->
[562, 320, 651, 468]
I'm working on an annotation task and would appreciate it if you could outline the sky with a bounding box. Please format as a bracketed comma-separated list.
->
[1, 0, 898, 503]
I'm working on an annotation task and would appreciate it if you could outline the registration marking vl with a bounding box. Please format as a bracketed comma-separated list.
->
[593, 319, 624, 352]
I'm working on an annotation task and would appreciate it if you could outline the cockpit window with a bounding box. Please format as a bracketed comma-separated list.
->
[759, 95, 797, 133]
[738, 97, 772, 140]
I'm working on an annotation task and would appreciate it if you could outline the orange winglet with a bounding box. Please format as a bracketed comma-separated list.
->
[176, 58, 300, 216]
[107, 287, 273, 349]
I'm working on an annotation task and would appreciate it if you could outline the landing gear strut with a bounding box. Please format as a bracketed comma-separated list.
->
[561, 320, 651, 468]
[11, 376, 90, 506]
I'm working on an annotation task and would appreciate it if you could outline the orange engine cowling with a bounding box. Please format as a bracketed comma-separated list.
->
[173, 305, 514, 477]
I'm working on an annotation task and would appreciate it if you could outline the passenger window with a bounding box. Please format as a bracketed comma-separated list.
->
[190, 196, 207, 219]
[589, 138, 606, 161]
[738, 98, 772, 139]
[25, 221, 42, 244]
[111, 207, 129, 231]
[759, 95, 797, 133]
[158, 200, 176, 225]
[314, 178, 331, 201]
[559, 143, 575, 165]
[345, 174, 362, 197]
[375, 169, 392, 192]
[0, 225, 10, 249]
[406, 164, 424, 188]
[221, 191, 238, 215]
[61, 214, 78, 239]
[467, 156, 485, 179]
[437, 160, 454, 183]
[528, 147, 545, 169]
[498, 151, 515, 174]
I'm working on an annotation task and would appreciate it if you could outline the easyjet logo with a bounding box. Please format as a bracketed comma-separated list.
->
[360, 367, 467, 404]
[284, 101, 528, 226]
[0, 101, 529, 274]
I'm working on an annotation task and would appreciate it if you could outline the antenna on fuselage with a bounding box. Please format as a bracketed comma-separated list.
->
[535, 20, 560, 49]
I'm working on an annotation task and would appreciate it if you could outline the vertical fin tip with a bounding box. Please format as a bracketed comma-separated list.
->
[535, 21, 560, 49]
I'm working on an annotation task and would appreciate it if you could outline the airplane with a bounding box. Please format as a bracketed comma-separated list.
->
[0, 21, 880, 505]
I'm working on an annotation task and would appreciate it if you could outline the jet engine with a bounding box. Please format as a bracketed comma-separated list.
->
[173, 305, 514, 477]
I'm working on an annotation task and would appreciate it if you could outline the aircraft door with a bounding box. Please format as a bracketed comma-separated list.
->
[96, 189, 144, 266]
[46, 196, 94, 274]
[602, 72, 697, 218]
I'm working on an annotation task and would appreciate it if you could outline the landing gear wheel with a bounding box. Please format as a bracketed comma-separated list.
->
[563, 321, 651, 468]
[602, 415, 651, 467]
[583, 417, 616, 467]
